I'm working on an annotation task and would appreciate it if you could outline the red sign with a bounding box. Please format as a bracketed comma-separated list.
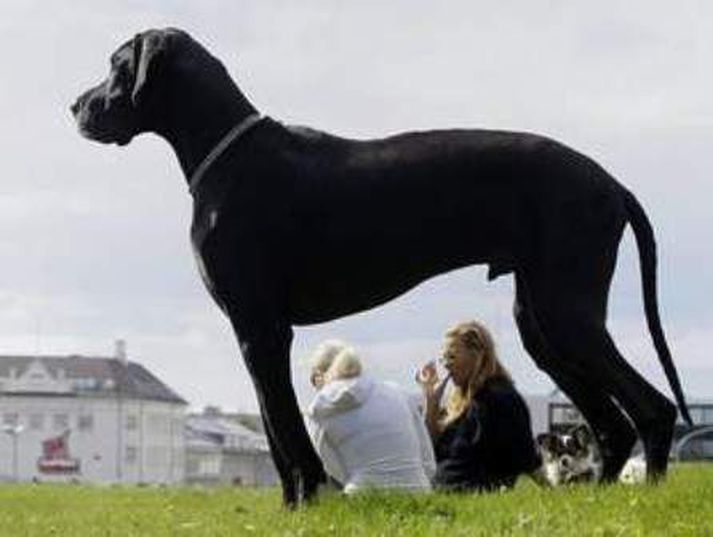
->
[37, 430, 80, 474]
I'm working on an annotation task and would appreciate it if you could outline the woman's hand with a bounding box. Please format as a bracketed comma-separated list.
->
[415, 361, 440, 395]
[416, 360, 446, 439]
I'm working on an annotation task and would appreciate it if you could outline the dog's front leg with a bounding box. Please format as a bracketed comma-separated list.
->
[233, 315, 326, 507]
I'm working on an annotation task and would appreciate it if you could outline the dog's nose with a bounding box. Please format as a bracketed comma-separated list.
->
[71, 93, 88, 116]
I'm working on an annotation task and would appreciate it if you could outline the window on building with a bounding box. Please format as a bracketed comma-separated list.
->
[2, 413, 18, 427]
[173, 450, 184, 472]
[562, 407, 582, 422]
[147, 446, 168, 467]
[226, 434, 247, 451]
[186, 457, 199, 476]
[29, 413, 44, 431]
[78, 414, 94, 432]
[702, 439, 713, 457]
[689, 407, 704, 425]
[173, 418, 184, 438]
[53, 413, 69, 431]
[126, 415, 138, 431]
[199, 456, 220, 476]
[702, 407, 713, 425]
[550, 404, 581, 424]
[74, 378, 99, 391]
[125, 446, 138, 464]
[148, 414, 168, 435]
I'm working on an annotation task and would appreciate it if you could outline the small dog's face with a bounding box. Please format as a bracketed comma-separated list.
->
[536, 425, 602, 486]
[71, 29, 180, 146]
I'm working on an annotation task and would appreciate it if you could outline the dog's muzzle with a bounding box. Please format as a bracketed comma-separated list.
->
[71, 87, 135, 146]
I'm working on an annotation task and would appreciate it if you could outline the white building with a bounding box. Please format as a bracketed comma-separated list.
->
[185, 408, 279, 487]
[0, 344, 187, 484]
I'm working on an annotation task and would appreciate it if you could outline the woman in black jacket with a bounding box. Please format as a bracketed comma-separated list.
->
[417, 320, 541, 491]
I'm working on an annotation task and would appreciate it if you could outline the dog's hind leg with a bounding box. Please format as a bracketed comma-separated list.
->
[521, 267, 676, 482]
[231, 315, 326, 506]
[514, 273, 636, 481]
[574, 329, 677, 481]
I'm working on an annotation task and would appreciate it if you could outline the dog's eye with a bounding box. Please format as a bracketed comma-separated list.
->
[116, 65, 130, 82]
[109, 63, 131, 87]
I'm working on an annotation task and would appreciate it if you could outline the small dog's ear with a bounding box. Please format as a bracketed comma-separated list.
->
[131, 30, 169, 106]
[572, 424, 592, 446]
[536, 433, 557, 451]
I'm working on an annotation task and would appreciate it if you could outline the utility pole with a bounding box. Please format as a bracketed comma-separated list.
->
[115, 340, 128, 483]
[3, 424, 24, 482]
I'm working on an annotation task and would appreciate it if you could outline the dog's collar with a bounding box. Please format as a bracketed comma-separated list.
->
[188, 113, 264, 196]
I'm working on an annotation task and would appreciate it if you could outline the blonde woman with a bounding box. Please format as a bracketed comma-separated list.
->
[417, 321, 540, 491]
[305, 340, 435, 494]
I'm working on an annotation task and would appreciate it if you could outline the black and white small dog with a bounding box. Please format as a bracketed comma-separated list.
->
[536, 424, 603, 486]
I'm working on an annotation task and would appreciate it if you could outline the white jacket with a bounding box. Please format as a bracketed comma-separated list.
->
[305, 375, 435, 494]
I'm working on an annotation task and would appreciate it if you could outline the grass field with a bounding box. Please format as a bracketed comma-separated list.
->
[0, 463, 710, 536]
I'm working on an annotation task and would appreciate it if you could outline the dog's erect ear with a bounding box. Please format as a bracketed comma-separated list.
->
[131, 30, 170, 106]
[572, 424, 592, 447]
[536, 433, 558, 452]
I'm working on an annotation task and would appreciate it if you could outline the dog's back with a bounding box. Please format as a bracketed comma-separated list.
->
[275, 122, 618, 324]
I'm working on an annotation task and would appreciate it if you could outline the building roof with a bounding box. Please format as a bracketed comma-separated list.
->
[184, 427, 222, 452]
[0, 355, 187, 405]
[193, 408, 264, 434]
[186, 414, 269, 452]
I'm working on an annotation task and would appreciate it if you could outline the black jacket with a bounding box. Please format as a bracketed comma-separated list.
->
[434, 376, 541, 491]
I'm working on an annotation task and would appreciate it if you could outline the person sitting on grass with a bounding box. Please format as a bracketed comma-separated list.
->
[305, 340, 435, 494]
[416, 320, 541, 492]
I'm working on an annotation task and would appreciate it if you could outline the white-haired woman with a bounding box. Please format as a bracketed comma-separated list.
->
[305, 340, 435, 494]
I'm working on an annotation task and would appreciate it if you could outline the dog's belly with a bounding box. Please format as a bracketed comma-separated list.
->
[288, 269, 464, 325]
[285, 179, 519, 324]
[287, 244, 500, 325]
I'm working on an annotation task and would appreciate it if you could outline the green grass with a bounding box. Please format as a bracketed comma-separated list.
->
[0, 464, 711, 536]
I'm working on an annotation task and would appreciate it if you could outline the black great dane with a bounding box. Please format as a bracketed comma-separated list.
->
[72, 28, 691, 505]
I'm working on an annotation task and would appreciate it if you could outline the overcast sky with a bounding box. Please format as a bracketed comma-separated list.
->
[1, 1, 711, 413]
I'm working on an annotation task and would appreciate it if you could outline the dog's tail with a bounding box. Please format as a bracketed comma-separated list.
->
[622, 186, 692, 426]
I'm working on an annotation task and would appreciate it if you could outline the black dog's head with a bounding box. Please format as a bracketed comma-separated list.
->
[70, 28, 190, 146]
[536, 424, 602, 485]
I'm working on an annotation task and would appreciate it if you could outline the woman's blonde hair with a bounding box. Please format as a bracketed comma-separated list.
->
[325, 347, 362, 381]
[442, 320, 512, 426]
[310, 339, 349, 376]
[309, 339, 362, 384]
